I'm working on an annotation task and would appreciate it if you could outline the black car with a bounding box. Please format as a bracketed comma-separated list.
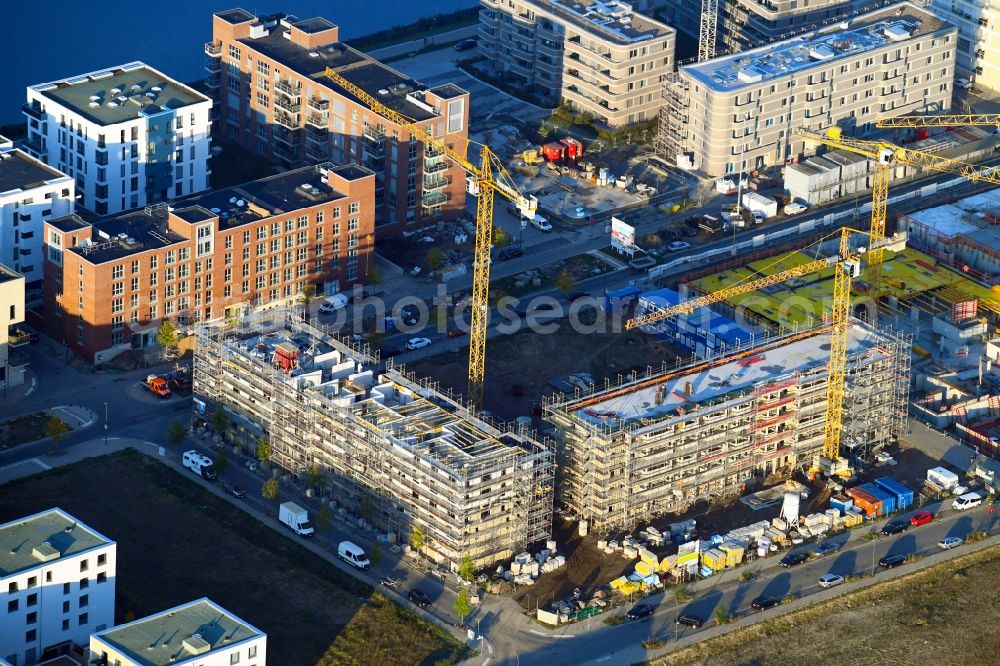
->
[454, 38, 477, 51]
[626, 603, 654, 620]
[881, 520, 909, 536]
[408, 589, 433, 608]
[566, 291, 589, 302]
[228, 485, 247, 499]
[675, 614, 704, 628]
[813, 540, 842, 557]
[381, 348, 402, 358]
[499, 246, 524, 261]
[879, 553, 907, 569]
[779, 551, 809, 567]
[751, 596, 780, 610]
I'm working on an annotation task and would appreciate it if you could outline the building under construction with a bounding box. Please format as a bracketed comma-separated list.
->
[545, 322, 910, 533]
[193, 310, 553, 567]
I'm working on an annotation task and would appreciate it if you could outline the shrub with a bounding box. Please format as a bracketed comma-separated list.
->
[642, 638, 666, 650]
[603, 615, 626, 626]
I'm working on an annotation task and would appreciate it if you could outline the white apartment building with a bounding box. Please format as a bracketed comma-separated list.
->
[664, 3, 957, 176]
[23, 62, 213, 216]
[931, 0, 1000, 90]
[89, 598, 266, 666]
[478, 0, 675, 127]
[0, 508, 116, 666]
[0, 147, 74, 290]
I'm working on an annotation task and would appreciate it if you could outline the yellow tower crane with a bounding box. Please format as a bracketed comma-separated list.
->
[323, 67, 537, 409]
[876, 114, 1000, 129]
[626, 227, 903, 468]
[798, 127, 1000, 297]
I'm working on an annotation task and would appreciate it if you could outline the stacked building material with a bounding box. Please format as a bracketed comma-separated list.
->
[720, 542, 745, 566]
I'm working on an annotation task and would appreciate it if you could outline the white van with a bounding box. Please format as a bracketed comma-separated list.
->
[952, 492, 983, 511]
[338, 541, 371, 569]
[182, 450, 217, 481]
[530, 215, 553, 232]
[319, 293, 349, 313]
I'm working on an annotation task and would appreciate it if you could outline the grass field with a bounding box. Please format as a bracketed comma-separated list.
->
[650, 543, 1000, 666]
[0, 450, 467, 666]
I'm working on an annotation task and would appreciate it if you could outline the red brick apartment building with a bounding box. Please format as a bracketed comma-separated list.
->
[41, 162, 374, 363]
[206, 8, 470, 235]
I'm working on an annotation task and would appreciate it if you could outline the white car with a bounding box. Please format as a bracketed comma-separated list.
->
[956, 77, 972, 90]
[668, 241, 691, 252]
[530, 216, 553, 232]
[405, 337, 432, 351]
[818, 573, 844, 588]
[784, 202, 808, 215]
[937, 536, 963, 550]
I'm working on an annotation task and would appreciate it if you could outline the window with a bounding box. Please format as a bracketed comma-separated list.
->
[26, 611, 37, 624]
[79, 594, 88, 608]
[7, 599, 17, 612]
[97, 572, 107, 584]
[348, 218, 359, 232]
[111, 265, 123, 279]
[78, 612, 88, 626]
[231, 653, 241, 664]
[8, 582, 16, 593]
[79, 578, 89, 590]
[349, 202, 359, 214]
[63, 583, 70, 594]
[27, 577, 37, 589]
[26, 629, 36, 642]
[27, 593, 37, 607]
[249, 646, 257, 658]
[131, 260, 140, 274]
[63, 601, 70, 613]
[62, 619, 69, 631]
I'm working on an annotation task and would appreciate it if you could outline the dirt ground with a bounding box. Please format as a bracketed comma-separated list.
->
[652, 543, 1000, 666]
[408, 324, 683, 420]
[0, 412, 59, 450]
[0, 451, 466, 666]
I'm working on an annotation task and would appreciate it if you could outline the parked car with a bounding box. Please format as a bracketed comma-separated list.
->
[813, 540, 842, 557]
[784, 201, 808, 215]
[780, 551, 809, 567]
[406, 337, 432, 350]
[675, 613, 704, 628]
[937, 536, 963, 550]
[381, 348, 402, 358]
[879, 553, 907, 569]
[818, 573, 844, 588]
[667, 241, 691, 252]
[626, 603, 654, 620]
[909, 510, 933, 527]
[530, 215, 553, 232]
[956, 77, 972, 90]
[454, 38, 477, 51]
[881, 520, 909, 536]
[319, 293, 349, 313]
[499, 246, 524, 261]
[751, 596, 780, 610]
[228, 484, 247, 499]
[447, 329, 464, 338]
[408, 589, 433, 608]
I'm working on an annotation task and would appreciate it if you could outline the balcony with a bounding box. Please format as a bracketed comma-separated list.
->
[274, 110, 300, 130]
[424, 160, 449, 174]
[305, 142, 328, 161]
[22, 135, 43, 157]
[305, 111, 328, 128]
[423, 174, 450, 190]
[273, 126, 301, 146]
[305, 127, 327, 146]
[307, 97, 329, 112]
[363, 129, 386, 158]
[205, 58, 222, 74]
[21, 103, 42, 121]
[275, 95, 302, 113]
[272, 143, 297, 164]
[205, 41, 223, 57]
[205, 74, 221, 89]
[274, 79, 301, 98]
[422, 191, 449, 207]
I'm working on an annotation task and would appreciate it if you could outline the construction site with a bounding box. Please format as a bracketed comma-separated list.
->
[543, 321, 910, 533]
[192, 310, 553, 568]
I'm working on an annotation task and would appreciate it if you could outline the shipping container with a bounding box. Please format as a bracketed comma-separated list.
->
[860, 483, 897, 515]
[873, 477, 915, 510]
[829, 494, 854, 515]
[845, 487, 882, 517]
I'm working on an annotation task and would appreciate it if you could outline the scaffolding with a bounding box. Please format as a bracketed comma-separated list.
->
[545, 321, 909, 533]
[193, 308, 553, 568]
[656, 72, 690, 168]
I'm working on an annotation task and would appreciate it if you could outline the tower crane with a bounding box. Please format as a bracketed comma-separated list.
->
[323, 67, 537, 409]
[876, 114, 1000, 129]
[626, 227, 904, 469]
[698, 0, 720, 62]
[798, 127, 1000, 298]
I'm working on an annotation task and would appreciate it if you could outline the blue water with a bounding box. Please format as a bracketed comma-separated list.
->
[2, 0, 473, 124]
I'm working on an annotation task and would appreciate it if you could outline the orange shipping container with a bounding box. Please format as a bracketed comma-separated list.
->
[845, 487, 882, 517]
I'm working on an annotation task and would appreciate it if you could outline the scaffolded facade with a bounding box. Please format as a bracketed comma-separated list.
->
[194, 310, 553, 567]
[545, 322, 909, 533]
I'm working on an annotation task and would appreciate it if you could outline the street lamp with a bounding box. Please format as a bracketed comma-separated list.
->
[103, 402, 109, 446]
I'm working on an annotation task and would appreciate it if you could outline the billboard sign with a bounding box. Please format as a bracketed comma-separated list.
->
[610, 216, 635, 254]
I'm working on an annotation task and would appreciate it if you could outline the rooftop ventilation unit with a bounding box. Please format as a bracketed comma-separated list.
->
[151, 86, 162, 93]
[378, 89, 389, 95]
[884, 23, 911, 41]
[736, 66, 764, 83]
[107, 101, 118, 107]
[89, 102, 99, 108]
[89, 95, 101, 101]
[130, 84, 141, 91]
[809, 45, 835, 60]
[145, 92, 156, 98]
[110, 87, 122, 95]
[236, 199, 246, 207]
[309, 51, 320, 58]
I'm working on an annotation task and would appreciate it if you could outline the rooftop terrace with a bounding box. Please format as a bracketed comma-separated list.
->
[683, 3, 949, 91]
[536, 0, 673, 44]
[30, 62, 208, 126]
[0, 508, 113, 578]
[561, 323, 890, 433]
[92, 598, 263, 666]
[0, 149, 69, 195]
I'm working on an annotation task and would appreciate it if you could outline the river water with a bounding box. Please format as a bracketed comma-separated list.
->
[3, 0, 472, 124]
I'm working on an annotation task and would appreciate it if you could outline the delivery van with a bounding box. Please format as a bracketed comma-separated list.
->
[338, 541, 371, 569]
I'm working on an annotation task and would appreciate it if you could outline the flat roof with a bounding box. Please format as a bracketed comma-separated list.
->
[0, 508, 113, 578]
[293, 16, 337, 34]
[92, 598, 263, 666]
[0, 265, 23, 285]
[238, 26, 444, 122]
[30, 62, 209, 126]
[215, 8, 255, 25]
[534, 0, 673, 44]
[684, 3, 950, 91]
[563, 323, 888, 432]
[0, 149, 69, 195]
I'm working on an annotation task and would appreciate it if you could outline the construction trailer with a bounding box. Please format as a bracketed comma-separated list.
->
[544, 321, 910, 533]
[193, 310, 553, 568]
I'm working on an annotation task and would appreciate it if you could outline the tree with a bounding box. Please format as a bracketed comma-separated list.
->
[210, 408, 229, 435]
[371, 543, 383, 567]
[316, 505, 332, 532]
[426, 246, 446, 270]
[156, 320, 178, 350]
[262, 477, 279, 501]
[167, 419, 187, 447]
[555, 269, 577, 295]
[213, 452, 229, 474]
[454, 588, 472, 625]
[306, 463, 323, 489]
[458, 554, 475, 582]
[45, 416, 70, 451]
[492, 227, 511, 250]
[299, 284, 317, 322]
[410, 525, 425, 553]
[256, 436, 271, 466]
[360, 495, 375, 522]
